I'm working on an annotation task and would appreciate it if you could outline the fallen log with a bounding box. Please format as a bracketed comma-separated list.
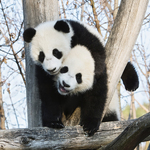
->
[0, 113, 150, 150]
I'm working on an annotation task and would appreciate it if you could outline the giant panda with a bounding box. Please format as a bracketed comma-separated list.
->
[23, 21, 73, 75]
[55, 44, 121, 119]
[23, 19, 139, 136]
[54, 45, 119, 136]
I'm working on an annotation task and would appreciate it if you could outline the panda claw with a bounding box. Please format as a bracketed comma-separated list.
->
[84, 129, 96, 136]
[49, 122, 64, 129]
[81, 117, 100, 136]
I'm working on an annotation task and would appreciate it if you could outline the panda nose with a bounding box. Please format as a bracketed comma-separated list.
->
[62, 81, 70, 88]
[47, 68, 56, 73]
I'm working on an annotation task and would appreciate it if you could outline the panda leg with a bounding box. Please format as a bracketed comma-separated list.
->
[80, 75, 107, 136]
[42, 100, 64, 129]
[36, 65, 64, 129]
[121, 62, 139, 91]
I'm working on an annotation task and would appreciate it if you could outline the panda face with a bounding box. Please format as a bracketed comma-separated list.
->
[57, 66, 83, 95]
[38, 48, 64, 75]
[24, 20, 73, 75]
[55, 45, 95, 95]
[36, 48, 63, 75]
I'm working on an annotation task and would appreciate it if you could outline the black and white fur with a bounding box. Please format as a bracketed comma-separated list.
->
[56, 45, 95, 95]
[23, 21, 73, 75]
[55, 45, 120, 121]
[23, 19, 139, 136]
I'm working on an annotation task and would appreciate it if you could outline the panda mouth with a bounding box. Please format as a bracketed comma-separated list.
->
[47, 69, 59, 75]
[58, 82, 70, 95]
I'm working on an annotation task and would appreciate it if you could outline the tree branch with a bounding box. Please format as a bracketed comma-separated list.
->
[102, 0, 149, 120]
[99, 112, 150, 150]
[0, 113, 150, 149]
[90, 0, 102, 35]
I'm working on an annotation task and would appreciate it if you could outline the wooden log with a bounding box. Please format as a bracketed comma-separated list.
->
[0, 113, 150, 150]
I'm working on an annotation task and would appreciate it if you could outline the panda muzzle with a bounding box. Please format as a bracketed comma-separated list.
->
[59, 82, 70, 94]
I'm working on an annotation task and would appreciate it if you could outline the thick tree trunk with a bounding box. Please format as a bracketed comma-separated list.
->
[103, 0, 149, 120]
[23, 0, 59, 128]
[0, 113, 150, 150]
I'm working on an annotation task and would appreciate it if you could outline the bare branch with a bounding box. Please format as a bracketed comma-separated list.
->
[60, 0, 67, 18]
[90, 0, 102, 35]
[135, 99, 149, 113]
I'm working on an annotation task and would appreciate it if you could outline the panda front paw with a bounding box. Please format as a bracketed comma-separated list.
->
[44, 120, 64, 129]
[49, 121, 65, 129]
[80, 117, 100, 136]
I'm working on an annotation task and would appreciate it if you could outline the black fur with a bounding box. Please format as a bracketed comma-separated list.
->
[54, 20, 70, 33]
[76, 73, 82, 84]
[79, 73, 107, 136]
[36, 65, 65, 128]
[23, 28, 36, 43]
[102, 112, 119, 122]
[121, 62, 139, 91]
[60, 66, 68, 73]
[38, 51, 45, 63]
[53, 49, 62, 59]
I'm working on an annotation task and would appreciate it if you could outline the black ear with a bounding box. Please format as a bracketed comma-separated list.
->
[54, 20, 70, 33]
[23, 28, 36, 43]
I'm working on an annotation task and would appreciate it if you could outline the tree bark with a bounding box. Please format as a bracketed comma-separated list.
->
[23, 0, 59, 128]
[99, 113, 150, 150]
[103, 0, 149, 120]
[0, 113, 150, 150]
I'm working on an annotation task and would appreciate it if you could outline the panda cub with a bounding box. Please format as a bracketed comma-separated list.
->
[57, 45, 95, 96]
[55, 45, 120, 136]
[23, 20, 73, 75]
[23, 19, 139, 136]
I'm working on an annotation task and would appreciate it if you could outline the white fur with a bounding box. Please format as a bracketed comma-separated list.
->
[55, 45, 95, 95]
[105, 89, 120, 120]
[30, 20, 74, 75]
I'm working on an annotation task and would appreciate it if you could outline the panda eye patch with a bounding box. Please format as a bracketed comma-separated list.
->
[60, 66, 68, 73]
[76, 73, 82, 84]
[53, 49, 62, 59]
[38, 51, 45, 63]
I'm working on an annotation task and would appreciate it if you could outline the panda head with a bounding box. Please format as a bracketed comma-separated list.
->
[23, 20, 73, 75]
[55, 45, 95, 95]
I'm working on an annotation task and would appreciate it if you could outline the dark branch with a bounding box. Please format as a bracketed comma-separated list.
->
[99, 112, 150, 150]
